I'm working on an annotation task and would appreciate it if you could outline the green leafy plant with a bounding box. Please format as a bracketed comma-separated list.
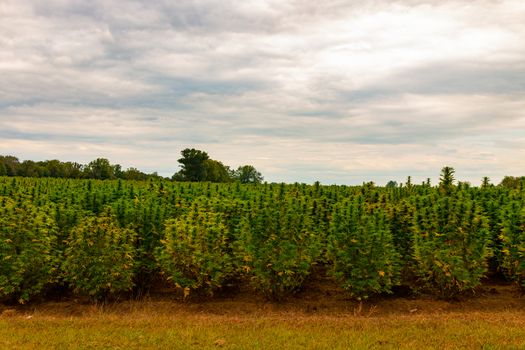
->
[62, 210, 136, 300]
[0, 199, 58, 303]
[413, 197, 492, 297]
[156, 202, 235, 297]
[327, 202, 400, 300]
[500, 202, 525, 287]
[237, 198, 321, 300]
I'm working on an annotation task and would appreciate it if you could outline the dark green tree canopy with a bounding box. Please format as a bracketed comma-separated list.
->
[234, 165, 263, 184]
[0, 155, 156, 180]
[173, 148, 263, 183]
[175, 149, 210, 182]
[122, 167, 150, 181]
[203, 159, 232, 183]
[84, 158, 117, 180]
[499, 176, 525, 190]
[0, 150, 263, 183]
[0, 156, 20, 176]
[386, 180, 398, 188]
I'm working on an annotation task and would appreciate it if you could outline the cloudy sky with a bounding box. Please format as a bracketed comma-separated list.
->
[1, 0, 524, 184]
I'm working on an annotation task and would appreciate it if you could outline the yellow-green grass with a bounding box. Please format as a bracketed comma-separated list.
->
[2, 309, 525, 349]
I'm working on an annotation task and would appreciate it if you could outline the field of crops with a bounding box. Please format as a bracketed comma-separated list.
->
[1, 174, 524, 304]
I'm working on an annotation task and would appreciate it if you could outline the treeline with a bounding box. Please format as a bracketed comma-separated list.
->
[0, 148, 263, 183]
[1, 166, 524, 304]
[0, 155, 159, 181]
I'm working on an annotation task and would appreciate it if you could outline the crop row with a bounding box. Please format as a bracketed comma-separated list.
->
[0, 177, 524, 303]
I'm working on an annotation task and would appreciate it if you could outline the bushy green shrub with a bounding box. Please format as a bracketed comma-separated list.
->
[156, 202, 235, 297]
[500, 201, 525, 287]
[0, 198, 58, 303]
[388, 200, 416, 269]
[62, 210, 136, 300]
[327, 202, 400, 300]
[237, 198, 321, 300]
[413, 197, 492, 297]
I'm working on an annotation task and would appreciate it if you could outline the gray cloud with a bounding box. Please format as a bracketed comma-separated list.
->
[0, 0, 524, 184]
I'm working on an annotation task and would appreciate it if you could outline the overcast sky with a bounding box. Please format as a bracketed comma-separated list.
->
[1, 0, 524, 184]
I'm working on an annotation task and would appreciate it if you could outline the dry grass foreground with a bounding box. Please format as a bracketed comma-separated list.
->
[1, 282, 525, 349]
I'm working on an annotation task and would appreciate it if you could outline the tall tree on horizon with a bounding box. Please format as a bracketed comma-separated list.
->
[174, 148, 210, 182]
[234, 165, 263, 184]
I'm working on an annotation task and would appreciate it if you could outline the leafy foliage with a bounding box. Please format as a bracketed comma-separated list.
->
[328, 202, 400, 300]
[62, 211, 136, 300]
[0, 164, 523, 303]
[0, 198, 58, 303]
[233, 165, 263, 184]
[156, 201, 235, 297]
[237, 198, 321, 300]
[439, 166, 456, 195]
[500, 202, 525, 287]
[413, 196, 492, 297]
[174, 149, 210, 182]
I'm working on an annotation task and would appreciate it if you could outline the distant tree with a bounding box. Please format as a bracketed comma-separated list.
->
[499, 176, 525, 190]
[234, 165, 263, 184]
[0, 155, 155, 180]
[171, 172, 185, 181]
[123, 167, 149, 181]
[0, 156, 20, 176]
[113, 164, 124, 179]
[84, 158, 116, 180]
[481, 177, 491, 188]
[174, 149, 210, 182]
[19, 160, 42, 177]
[386, 180, 398, 188]
[44, 159, 64, 178]
[203, 159, 232, 182]
[62, 162, 84, 178]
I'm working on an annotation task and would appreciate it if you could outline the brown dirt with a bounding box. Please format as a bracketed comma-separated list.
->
[2, 276, 524, 320]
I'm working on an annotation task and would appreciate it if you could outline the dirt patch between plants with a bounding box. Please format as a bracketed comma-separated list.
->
[2, 277, 524, 320]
